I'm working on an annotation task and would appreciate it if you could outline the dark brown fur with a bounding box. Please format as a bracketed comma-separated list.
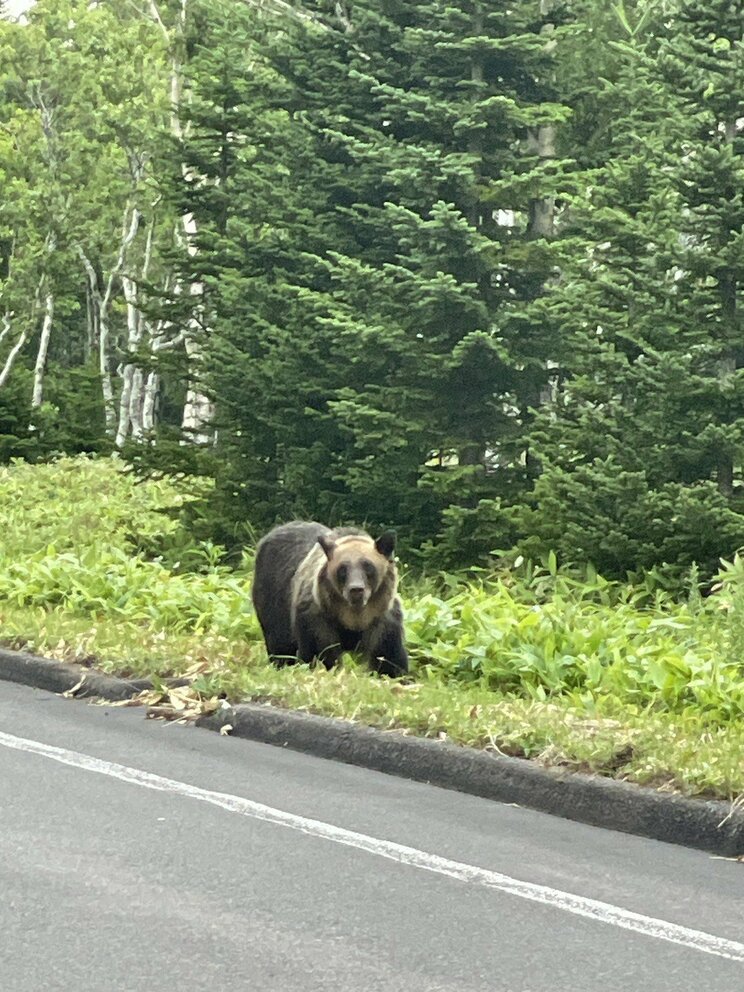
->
[251, 521, 408, 677]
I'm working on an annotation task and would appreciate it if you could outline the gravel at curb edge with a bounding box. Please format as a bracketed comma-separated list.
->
[1, 646, 742, 857]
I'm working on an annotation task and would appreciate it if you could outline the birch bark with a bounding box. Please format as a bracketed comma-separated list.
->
[0, 313, 11, 351]
[31, 289, 54, 407]
[140, 0, 324, 442]
[79, 205, 141, 436]
[0, 321, 29, 389]
[142, 372, 160, 432]
[115, 214, 152, 446]
[0, 272, 46, 390]
[147, 0, 215, 443]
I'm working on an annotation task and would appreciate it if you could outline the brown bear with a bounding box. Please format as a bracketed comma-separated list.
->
[251, 521, 408, 677]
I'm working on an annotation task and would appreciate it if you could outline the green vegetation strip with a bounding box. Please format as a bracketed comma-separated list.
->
[2, 457, 744, 802]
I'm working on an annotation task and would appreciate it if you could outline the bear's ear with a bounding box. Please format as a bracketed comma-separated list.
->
[318, 534, 336, 559]
[375, 530, 396, 560]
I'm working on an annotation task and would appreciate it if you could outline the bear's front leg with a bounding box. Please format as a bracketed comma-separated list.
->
[295, 612, 342, 669]
[372, 629, 409, 677]
[362, 607, 408, 677]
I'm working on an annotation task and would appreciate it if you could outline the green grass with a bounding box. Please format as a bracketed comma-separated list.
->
[1, 455, 744, 802]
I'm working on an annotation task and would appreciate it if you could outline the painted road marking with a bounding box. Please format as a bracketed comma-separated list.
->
[1, 728, 742, 964]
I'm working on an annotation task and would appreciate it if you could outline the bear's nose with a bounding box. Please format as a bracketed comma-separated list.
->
[348, 585, 366, 603]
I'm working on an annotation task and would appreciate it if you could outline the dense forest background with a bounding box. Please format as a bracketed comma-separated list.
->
[1, 0, 743, 580]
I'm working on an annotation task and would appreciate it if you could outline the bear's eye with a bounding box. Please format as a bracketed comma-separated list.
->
[336, 564, 348, 584]
[362, 560, 377, 581]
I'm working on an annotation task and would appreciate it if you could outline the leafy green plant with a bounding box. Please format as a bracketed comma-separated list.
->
[1, 457, 744, 799]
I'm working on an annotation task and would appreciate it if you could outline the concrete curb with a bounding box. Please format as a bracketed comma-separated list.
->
[0, 647, 157, 699]
[1, 646, 743, 856]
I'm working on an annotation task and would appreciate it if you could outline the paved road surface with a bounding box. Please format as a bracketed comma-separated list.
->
[1, 679, 743, 991]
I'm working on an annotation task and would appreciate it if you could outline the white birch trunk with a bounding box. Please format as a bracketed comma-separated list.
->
[115, 204, 160, 446]
[31, 290, 54, 408]
[116, 359, 150, 445]
[148, 0, 322, 443]
[116, 271, 144, 446]
[0, 312, 12, 350]
[129, 367, 146, 441]
[115, 365, 135, 447]
[148, 0, 215, 443]
[99, 310, 117, 435]
[142, 372, 160, 432]
[85, 279, 96, 360]
[0, 322, 29, 389]
[177, 204, 214, 443]
[181, 333, 214, 443]
[79, 205, 141, 437]
[0, 272, 46, 390]
[80, 254, 117, 436]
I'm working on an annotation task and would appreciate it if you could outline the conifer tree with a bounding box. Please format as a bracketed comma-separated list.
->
[658, 0, 744, 501]
[519, 2, 744, 577]
[193, 0, 573, 554]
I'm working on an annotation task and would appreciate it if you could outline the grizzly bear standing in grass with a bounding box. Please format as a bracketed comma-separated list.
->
[251, 521, 408, 677]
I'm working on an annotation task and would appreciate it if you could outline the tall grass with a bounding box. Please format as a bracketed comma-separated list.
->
[407, 571, 744, 722]
[2, 455, 744, 798]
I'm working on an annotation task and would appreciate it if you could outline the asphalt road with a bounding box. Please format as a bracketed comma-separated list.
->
[1, 680, 743, 992]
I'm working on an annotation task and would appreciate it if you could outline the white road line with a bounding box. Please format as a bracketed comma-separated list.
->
[1, 728, 742, 964]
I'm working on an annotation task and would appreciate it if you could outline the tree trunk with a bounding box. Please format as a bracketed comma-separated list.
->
[181, 335, 214, 443]
[527, 124, 557, 239]
[0, 322, 28, 389]
[142, 372, 160, 433]
[79, 206, 141, 438]
[0, 312, 12, 351]
[116, 272, 145, 446]
[31, 289, 54, 408]
[0, 273, 46, 390]
[99, 310, 117, 436]
[177, 214, 215, 444]
[129, 367, 146, 441]
[467, 7, 484, 231]
[149, 0, 216, 444]
[115, 365, 135, 447]
[85, 278, 97, 360]
[80, 255, 117, 436]
[527, 4, 558, 240]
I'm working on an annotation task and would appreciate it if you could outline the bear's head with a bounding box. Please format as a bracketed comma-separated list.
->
[318, 531, 396, 611]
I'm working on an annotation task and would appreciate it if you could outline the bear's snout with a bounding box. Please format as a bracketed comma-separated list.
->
[346, 583, 369, 607]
